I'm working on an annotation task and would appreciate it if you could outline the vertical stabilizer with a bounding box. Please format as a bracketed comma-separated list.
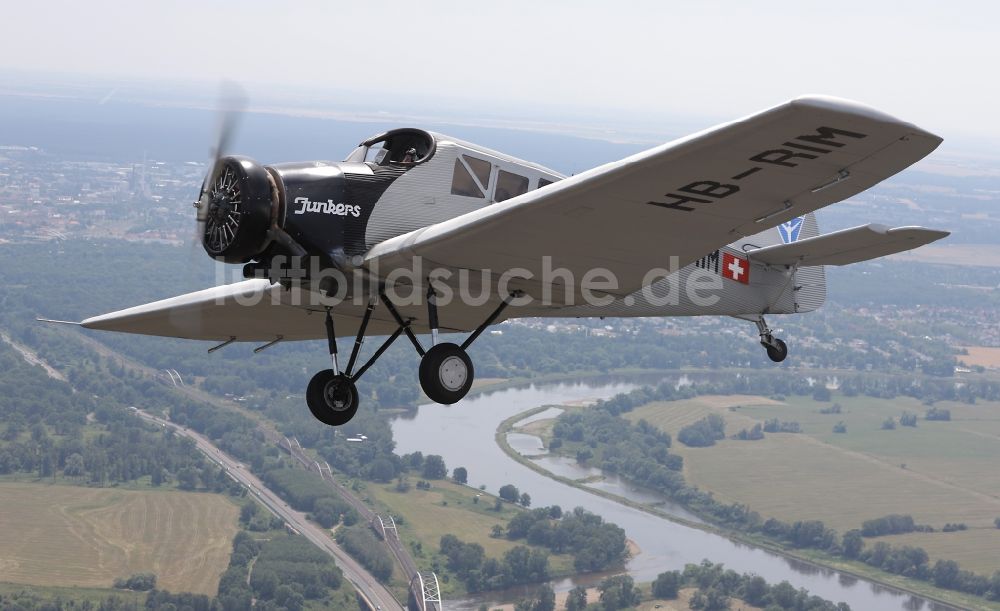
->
[792, 213, 827, 312]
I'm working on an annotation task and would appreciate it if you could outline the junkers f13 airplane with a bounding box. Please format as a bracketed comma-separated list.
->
[73, 96, 948, 426]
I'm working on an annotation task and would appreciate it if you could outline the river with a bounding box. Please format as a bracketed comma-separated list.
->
[391, 377, 955, 611]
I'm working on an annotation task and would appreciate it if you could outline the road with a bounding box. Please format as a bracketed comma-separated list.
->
[136, 410, 404, 611]
[272, 433, 421, 582]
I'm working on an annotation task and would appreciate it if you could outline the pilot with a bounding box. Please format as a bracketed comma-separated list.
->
[402, 147, 417, 163]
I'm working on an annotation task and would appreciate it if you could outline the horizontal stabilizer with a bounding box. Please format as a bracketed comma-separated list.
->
[747, 224, 949, 267]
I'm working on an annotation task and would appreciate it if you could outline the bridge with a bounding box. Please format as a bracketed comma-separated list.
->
[271, 432, 441, 609]
[372, 514, 398, 540]
[409, 573, 442, 611]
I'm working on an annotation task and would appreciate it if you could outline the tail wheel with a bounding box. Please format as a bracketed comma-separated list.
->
[306, 370, 359, 426]
[419, 343, 474, 404]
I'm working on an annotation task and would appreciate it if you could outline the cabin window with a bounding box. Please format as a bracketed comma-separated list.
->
[496, 170, 529, 202]
[538, 177, 555, 189]
[451, 159, 485, 198]
[464, 155, 492, 188]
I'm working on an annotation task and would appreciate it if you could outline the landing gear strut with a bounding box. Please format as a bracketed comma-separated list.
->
[417, 284, 473, 404]
[754, 315, 788, 363]
[306, 310, 360, 426]
[304, 288, 519, 426]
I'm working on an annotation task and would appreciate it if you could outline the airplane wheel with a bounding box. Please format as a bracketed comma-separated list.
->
[765, 338, 788, 363]
[419, 343, 474, 404]
[306, 370, 359, 426]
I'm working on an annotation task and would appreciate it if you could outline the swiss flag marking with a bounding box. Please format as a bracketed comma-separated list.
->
[721, 252, 750, 284]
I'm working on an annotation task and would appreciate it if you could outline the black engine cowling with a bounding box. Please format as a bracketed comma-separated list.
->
[201, 156, 274, 264]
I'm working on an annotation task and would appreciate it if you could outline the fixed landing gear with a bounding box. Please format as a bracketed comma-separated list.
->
[419, 343, 473, 404]
[417, 283, 473, 404]
[305, 309, 361, 426]
[304, 287, 518, 426]
[306, 370, 358, 426]
[754, 316, 788, 363]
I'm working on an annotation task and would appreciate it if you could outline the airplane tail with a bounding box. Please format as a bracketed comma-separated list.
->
[791, 213, 827, 313]
[745, 214, 949, 314]
[740, 213, 827, 313]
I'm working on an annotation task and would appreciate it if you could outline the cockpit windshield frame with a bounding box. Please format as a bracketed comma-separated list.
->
[345, 128, 436, 166]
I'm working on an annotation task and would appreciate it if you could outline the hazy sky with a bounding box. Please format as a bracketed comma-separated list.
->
[3, 1, 999, 143]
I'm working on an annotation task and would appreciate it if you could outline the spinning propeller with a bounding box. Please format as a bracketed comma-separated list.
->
[194, 83, 248, 255]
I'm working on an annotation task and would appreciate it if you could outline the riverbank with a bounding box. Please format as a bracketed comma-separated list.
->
[496, 404, 990, 611]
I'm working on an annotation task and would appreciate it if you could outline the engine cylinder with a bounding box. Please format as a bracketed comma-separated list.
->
[201, 156, 274, 263]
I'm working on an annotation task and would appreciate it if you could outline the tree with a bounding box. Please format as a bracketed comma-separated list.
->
[240, 502, 258, 524]
[926, 407, 951, 421]
[275, 584, 304, 611]
[565, 586, 588, 611]
[690, 587, 728, 611]
[678, 414, 726, 447]
[422, 454, 447, 479]
[833, 421, 847, 434]
[598, 575, 640, 610]
[63, 452, 85, 477]
[842, 529, 864, 559]
[813, 386, 832, 401]
[520, 492, 532, 508]
[534, 585, 556, 611]
[651, 571, 681, 599]
[933, 559, 960, 588]
[742, 575, 768, 606]
[499, 484, 520, 502]
[367, 457, 396, 482]
[252, 569, 279, 599]
[176, 467, 198, 490]
[452, 466, 468, 484]
[881, 417, 896, 430]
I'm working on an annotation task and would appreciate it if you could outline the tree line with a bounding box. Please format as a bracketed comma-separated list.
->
[503, 506, 627, 572]
[440, 533, 549, 592]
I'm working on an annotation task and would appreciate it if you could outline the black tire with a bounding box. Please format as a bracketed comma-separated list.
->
[418, 343, 474, 405]
[765, 338, 788, 363]
[306, 370, 359, 426]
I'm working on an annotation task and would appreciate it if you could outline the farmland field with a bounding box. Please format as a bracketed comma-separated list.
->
[0, 483, 239, 595]
[959, 346, 1000, 369]
[623, 394, 1000, 574]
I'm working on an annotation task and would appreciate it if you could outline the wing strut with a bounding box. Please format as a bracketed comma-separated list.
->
[380, 291, 426, 357]
[460, 291, 521, 351]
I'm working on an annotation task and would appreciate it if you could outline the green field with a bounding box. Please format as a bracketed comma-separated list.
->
[0, 482, 239, 595]
[624, 394, 1000, 575]
[363, 478, 575, 592]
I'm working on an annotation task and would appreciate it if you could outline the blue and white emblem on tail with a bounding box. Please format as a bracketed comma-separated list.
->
[779, 216, 805, 243]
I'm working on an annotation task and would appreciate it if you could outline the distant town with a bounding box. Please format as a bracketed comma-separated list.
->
[0, 144, 201, 244]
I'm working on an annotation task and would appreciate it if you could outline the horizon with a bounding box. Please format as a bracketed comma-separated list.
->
[2, 1, 1000, 150]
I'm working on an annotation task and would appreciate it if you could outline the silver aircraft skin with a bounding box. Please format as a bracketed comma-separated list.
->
[67, 95, 949, 425]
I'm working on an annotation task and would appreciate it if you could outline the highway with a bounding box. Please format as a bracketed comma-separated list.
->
[136, 410, 404, 611]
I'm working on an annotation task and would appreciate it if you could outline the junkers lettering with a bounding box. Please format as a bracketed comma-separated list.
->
[292, 197, 361, 217]
[647, 126, 867, 212]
